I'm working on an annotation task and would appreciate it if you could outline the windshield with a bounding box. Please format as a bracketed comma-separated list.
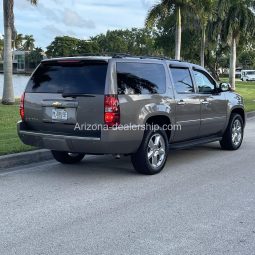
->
[26, 61, 108, 94]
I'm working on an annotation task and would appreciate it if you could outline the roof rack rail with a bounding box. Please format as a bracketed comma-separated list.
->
[67, 52, 185, 62]
[70, 52, 134, 58]
[112, 54, 166, 60]
[112, 53, 133, 58]
[112, 54, 184, 62]
[69, 53, 110, 57]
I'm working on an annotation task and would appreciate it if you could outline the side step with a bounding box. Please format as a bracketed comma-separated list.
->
[170, 136, 222, 150]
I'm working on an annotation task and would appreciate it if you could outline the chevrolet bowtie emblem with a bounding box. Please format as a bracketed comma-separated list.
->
[52, 102, 62, 107]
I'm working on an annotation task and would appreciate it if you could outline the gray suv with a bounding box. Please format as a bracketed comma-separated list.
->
[18, 56, 245, 175]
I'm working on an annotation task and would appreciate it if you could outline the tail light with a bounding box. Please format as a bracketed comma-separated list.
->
[104, 95, 120, 127]
[20, 92, 25, 121]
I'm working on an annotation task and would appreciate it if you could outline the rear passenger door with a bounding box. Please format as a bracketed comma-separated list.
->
[192, 68, 227, 137]
[170, 66, 201, 142]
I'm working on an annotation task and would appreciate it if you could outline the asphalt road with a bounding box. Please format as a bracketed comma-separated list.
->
[1, 118, 255, 255]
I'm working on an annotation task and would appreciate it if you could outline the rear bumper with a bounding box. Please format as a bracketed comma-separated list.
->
[17, 121, 143, 154]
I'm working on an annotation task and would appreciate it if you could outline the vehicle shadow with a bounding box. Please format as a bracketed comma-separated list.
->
[47, 142, 226, 178]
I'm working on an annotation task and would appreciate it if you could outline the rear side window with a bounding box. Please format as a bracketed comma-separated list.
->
[26, 61, 108, 94]
[117, 62, 166, 95]
[170, 67, 194, 94]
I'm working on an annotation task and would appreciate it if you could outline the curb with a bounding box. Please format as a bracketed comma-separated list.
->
[247, 111, 255, 119]
[0, 149, 53, 170]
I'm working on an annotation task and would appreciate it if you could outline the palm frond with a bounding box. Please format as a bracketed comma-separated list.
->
[145, 0, 175, 28]
[145, 3, 165, 27]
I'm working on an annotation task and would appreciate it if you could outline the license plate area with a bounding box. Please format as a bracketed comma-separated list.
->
[52, 108, 68, 121]
[43, 107, 77, 124]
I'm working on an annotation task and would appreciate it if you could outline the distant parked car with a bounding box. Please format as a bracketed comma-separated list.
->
[241, 70, 255, 81]
[18, 55, 246, 175]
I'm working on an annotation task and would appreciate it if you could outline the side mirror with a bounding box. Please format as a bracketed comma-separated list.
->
[219, 82, 231, 92]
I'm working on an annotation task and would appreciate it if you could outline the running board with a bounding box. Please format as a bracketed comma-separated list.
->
[170, 136, 222, 150]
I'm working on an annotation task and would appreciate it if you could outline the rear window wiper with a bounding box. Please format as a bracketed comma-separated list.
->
[62, 93, 96, 98]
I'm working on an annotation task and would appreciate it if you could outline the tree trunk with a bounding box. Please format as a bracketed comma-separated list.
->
[200, 24, 206, 68]
[229, 36, 237, 91]
[175, 6, 181, 60]
[2, 0, 14, 105]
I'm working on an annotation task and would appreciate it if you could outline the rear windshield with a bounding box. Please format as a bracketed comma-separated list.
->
[26, 61, 108, 94]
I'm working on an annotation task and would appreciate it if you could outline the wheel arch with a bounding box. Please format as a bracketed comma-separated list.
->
[145, 115, 172, 141]
[231, 107, 246, 126]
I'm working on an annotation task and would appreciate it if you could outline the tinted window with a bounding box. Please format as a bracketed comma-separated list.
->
[170, 68, 194, 93]
[117, 63, 166, 95]
[193, 70, 215, 93]
[26, 61, 108, 94]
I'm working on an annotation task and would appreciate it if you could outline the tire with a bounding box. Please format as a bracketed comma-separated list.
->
[220, 113, 244, 150]
[131, 126, 169, 175]
[51, 151, 85, 164]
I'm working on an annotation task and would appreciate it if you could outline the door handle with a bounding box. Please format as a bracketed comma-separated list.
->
[201, 100, 209, 105]
[177, 100, 186, 105]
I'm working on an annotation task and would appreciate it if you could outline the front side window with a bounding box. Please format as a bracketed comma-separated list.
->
[117, 62, 166, 95]
[193, 69, 216, 93]
[170, 67, 194, 94]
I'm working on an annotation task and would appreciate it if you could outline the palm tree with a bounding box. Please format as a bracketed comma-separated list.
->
[13, 33, 24, 50]
[193, 0, 215, 67]
[145, 0, 193, 60]
[217, 0, 255, 90]
[23, 35, 35, 51]
[2, 0, 37, 105]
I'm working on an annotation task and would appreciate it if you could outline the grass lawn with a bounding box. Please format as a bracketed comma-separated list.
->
[235, 80, 255, 112]
[0, 80, 254, 156]
[0, 101, 34, 156]
[220, 78, 255, 112]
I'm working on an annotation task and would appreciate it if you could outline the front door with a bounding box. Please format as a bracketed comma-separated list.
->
[192, 68, 228, 137]
[170, 66, 201, 142]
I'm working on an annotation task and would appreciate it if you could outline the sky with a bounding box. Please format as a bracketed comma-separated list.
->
[0, 0, 156, 49]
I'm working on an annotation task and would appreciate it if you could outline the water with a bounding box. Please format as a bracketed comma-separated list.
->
[0, 74, 30, 99]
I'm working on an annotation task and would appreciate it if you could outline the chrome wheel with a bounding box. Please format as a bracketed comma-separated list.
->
[232, 119, 242, 146]
[147, 134, 166, 169]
